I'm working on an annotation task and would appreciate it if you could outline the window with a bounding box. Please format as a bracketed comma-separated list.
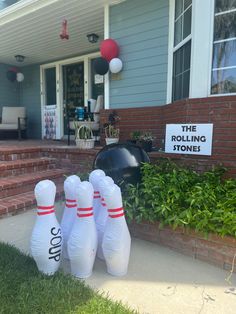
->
[211, 1, 236, 94]
[172, 0, 192, 101]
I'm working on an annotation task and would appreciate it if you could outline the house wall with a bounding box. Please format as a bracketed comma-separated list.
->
[109, 0, 169, 109]
[0, 63, 19, 111]
[20, 65, 41, 139]
[100, 96, 236, 178]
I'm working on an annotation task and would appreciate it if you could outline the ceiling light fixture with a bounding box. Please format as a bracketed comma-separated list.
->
[87, 33, 99, 43]
[15, 55, 25, 62]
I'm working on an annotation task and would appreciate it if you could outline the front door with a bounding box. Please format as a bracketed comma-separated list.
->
[62, 62, 84, 135]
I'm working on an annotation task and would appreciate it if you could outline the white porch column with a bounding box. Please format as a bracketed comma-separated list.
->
[104, 4, 110, 109]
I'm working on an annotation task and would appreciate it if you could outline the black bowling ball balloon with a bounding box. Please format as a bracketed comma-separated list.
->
[93, 143, 150, 187]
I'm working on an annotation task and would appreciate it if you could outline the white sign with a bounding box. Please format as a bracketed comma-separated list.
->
[165, 124, 213, 156]
[94, 74, 104, 84]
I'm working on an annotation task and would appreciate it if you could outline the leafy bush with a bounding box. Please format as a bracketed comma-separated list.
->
[123, 160, 236, 237]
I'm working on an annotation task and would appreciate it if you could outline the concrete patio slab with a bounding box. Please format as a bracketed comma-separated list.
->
[0, 205, 235, 314]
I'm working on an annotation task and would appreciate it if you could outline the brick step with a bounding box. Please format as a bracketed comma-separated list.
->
[0, 147, 42, 161]
[0, 183, 65, 218]
[0, 157, 56, 177]
[0, 169, 66, 199]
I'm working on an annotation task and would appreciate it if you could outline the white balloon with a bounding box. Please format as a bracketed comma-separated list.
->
[109, 58, 123, 74]
[16, 72, 24, 82]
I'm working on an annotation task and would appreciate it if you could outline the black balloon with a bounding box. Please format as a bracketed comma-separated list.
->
[93, 143, 150, 187]
[94, 57, 109, 75]
[6, 70, 16, 82]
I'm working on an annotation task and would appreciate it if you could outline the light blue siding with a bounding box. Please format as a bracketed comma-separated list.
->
[0, 64, 19, 112]
[20, 65, 41, 139]
[110, 0, 169, 108]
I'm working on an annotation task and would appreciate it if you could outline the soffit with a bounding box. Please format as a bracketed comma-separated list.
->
[0, 0, 123, 66]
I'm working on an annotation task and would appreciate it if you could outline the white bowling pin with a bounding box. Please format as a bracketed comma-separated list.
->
[67, 181, 98, 278]
[89, 169, 105, 221]
[100, 183, 131, 276]
[30, 180, 63, 275]
[96, 176, 114, 260]
[61, 175, 81, 259]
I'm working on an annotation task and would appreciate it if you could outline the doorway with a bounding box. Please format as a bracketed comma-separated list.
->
[40, 52, 104, 140]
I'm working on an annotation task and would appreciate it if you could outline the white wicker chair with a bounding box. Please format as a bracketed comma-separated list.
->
[0, 106, 27, 140]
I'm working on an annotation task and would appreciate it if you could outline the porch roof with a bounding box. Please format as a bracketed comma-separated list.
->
[0, 0, 125, 66]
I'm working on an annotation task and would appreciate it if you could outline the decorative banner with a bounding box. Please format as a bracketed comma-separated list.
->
[165, 124, 213, 156]
[100, 38, 119, 62]
[109, 58, 123, 73]
[93, 57, 109, 75]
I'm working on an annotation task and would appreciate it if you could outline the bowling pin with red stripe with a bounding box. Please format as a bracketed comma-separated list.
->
[89, 169, 105, 221]
[100, 182, 131, 276]
[67, 181, 97, 278]
[96, 176, 114, 260]
[30, 180, 63, 275]
[61, 175, 81, 259]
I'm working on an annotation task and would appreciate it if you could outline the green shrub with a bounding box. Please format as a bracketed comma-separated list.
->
[123, 160, 236, 237]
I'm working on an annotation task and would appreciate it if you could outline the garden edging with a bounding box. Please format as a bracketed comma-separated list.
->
[128, 221, 236, 273]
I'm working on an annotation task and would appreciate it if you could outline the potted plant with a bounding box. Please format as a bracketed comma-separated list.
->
[75, 124, 95, 149]
[104, 111, 120, 145]
[139, 131, 154, 152]
[129, 130, 142, 144]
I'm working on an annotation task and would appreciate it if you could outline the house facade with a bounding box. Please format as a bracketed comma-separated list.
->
[0, 0, 235, 174]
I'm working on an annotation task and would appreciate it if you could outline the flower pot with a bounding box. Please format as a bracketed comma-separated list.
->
[105, 138, 119, 145]
[141, 141, 152, 152]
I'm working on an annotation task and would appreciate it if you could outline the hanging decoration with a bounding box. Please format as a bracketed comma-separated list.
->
[60, 19, 69, 40]
[100, 39, 119, 62]
[94, 57, 109, 75]
[109, 58, 123, 74]
[16, 72, 24, 82]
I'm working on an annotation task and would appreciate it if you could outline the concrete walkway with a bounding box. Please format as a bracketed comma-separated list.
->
[0, 205, 235, 314]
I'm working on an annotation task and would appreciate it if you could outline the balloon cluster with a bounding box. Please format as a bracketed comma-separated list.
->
[94, 39, 123, 76]
[6, 67, 24, 82]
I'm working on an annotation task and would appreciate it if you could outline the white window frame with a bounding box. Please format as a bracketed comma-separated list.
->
[168, 0, 223, 102]
[210, 5, 236, 96]
[167, 0, 193, 103]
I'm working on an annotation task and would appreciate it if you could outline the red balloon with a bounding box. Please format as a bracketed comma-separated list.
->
[100, 39, 119, 62]
[9, 67, 18, 73]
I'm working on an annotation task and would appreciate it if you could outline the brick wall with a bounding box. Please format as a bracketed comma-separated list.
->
[100, 96, 236, 177]
[129, 221, 236, 273]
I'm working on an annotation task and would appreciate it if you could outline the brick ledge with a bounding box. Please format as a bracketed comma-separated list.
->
[128, 220, 236, 273]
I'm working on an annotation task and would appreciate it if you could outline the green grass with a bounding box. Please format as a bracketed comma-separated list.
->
[0, 242, 136, 314]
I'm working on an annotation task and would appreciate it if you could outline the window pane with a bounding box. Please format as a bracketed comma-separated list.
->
[184, 0, 192, 10]
[214, 11, 236, 40]
[212, 40, 236, 68]
[211, 68, 236, 94]
[174, 16, 183, 46]
[183, 70, 190, 98]
[215, 0, 236, 13]
[172, 40, 191, 101]
[175, 0, 183, 19]
[172, 75, 182, 101]
[174, 48, 183, 75]
[45, 68, 56, 106]
[183, 40, 191, 70]
[183, 7, 192, 39]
